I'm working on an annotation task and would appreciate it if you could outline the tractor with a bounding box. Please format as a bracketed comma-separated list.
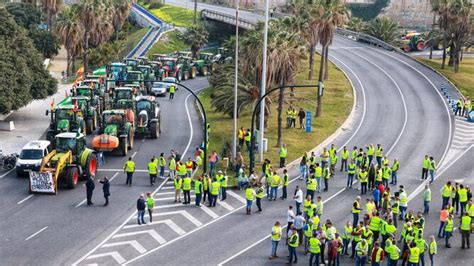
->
[151, 53, 168, 62]
[176, 56, 198, 80]
[137, 65, 156, 94]
[112, 87, 139, 106]
[125, 70, 145, 92]
[108, 62, 128, 86]
[70, 96, 99, 134]
[93, 110, 135, 156]
[160, 57, 181, 81]
[74, 84, 109, 113]
[213, 47, 233, 65]
[45, 100, 86, 143]
[124, 58, 140, 71]
[29, 132, 97, 193]
[135, 96, 161, 139]
[401, 31, 425, 52]
[193, 52, 214, 76]
[150, 61, 167, 81]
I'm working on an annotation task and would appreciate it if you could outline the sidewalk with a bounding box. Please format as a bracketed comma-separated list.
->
[0, 47, 71, 154]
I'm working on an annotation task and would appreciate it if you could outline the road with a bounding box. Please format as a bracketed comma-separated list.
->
[0, 77, 207, 265]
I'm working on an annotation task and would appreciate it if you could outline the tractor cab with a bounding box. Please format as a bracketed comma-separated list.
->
[177, 51, 192, 58]
[124, 58, 140, 71]
[75, 86, 93, 97]
[135, 95, 161, 139]
[55, 132, 86, 157]
[113, 87, 135, 102]
[108, 62, 127, 82]
[48, 105, 84, 136]
[150, 61, 165, 80]
[160, 57, 178, 74]
[125, 70, 144, 89]
[199, 52, 214, 61]
[151, 53, 167, 61]
[138, 56, 149, 65]
[102, 110, 127, 128]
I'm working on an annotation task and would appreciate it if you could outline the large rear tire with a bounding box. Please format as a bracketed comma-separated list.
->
[191, 67, 197, 79]
[128, 130, 134, 149]
[84, 153, 97, 178]
[184, 71, 189, 80]
[202, 66, 209, 76]
[86, 118, 93, 134]
[65, 166, 79, 189]
[177, 70, 182, 82]
[150, 121, 158, 139]
[120, 137, 128, 156]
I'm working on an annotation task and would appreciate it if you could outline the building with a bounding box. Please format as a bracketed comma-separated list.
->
[381, 0, 434, 29]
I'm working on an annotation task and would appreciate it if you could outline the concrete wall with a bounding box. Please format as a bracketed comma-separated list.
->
[381, 0, 434, 29]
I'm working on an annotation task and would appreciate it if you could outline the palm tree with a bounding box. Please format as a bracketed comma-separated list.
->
[111, 0, 132, 39]
[363, 16, 400, 45]
[445, 0, 472, 72]
[347, 17, 366, 32]
[41, 0, 62, 31]
[55, 6, 84, 77]
[429, 0, 442, 59]
[181, 23, 209, 58]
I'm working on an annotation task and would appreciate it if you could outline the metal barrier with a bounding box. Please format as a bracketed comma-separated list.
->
[201, 9, 255, 30]
[335, 27, 400, 52]
[132, 2, 163, 26]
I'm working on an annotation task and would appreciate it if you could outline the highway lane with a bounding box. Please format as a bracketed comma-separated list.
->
[0, 77, 207, 264]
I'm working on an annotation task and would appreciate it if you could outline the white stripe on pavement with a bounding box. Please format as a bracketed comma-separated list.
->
[113, 229, 166, 245]
[123, 219, 185, 236]
[226, 190, 246, 204]
[17, 194, 34, 205]
[102, 240, 146, 254]
[154, 210, 202, 227]
[25, 226, 48, 241]
[200, 205, 219, 219]
[217, 201, 234, 211]
[86, 252, 126, 264]
[0, 168, 15, 179]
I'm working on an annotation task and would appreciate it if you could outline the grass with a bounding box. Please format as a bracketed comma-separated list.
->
[148, 5, 195, 27]
[200, 55, 353, 181]
[124, 27, 149, 53]
[146, 30, 188, 56]
[418, 57, 474, 99]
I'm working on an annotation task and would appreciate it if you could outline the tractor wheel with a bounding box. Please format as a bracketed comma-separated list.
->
[202, 66, 209, 76]
[177, 70, 182, 82]
[416, 41, 425, 51]
[150, 121, 159, 139]
[403, 44, 411, 53]
[120, 136, 128, 156]
[86, 118, 94, 134]
[128, 130, 134, 149]
[64, 166, 79, 189]
[184, 71, 189, 80]
[93, 111, 98, 130]
[84, 153, 97, 178]
[191, 67, 197, 79]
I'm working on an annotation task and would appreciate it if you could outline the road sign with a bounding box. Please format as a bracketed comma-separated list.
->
[306, 111, 312, 133]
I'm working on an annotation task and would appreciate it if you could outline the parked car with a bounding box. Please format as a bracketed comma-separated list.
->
[16, 140, 50, 176]
[163, 77, 179, 90]
[151, 82, 168, 97]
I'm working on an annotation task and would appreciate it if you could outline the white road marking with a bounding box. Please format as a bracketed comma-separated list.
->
[0, 168, 15, 179]
[86, 252, 126, 264]
[113, 229, 166, 245]
[17, 194, 34, 205]
[201, 205, 219, 219]
[154, 210, 202, 227]
[154, 191, 177, 196]
[108, 172, 120, 182]
[25, 226, 48, 241]
[226, 190, 246, 204]
[131, 151, 138, 158]
[102, 240, 147, 254]
[455, 127, 474, 133]
[452, 139, 473, 145]
[161, 186, 174, 190]
[99, 169, 148, 173]
[217, 201, 234, 211]
[154, 204, 183, 209]
[123, 219, 186, 235]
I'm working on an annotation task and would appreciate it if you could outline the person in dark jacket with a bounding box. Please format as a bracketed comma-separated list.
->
[137, 194, 146, 225]
[368, 163, 376, 190]
[99, 177, 110, 206]
[86, 176, 95, 206]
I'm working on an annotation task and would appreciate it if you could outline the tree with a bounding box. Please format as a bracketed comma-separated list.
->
[29, 27, 60, 58]
[111, 0, 132, 39]
[5, 2, 41, 28]
[181, 23, 209, 58]
[347, 17, 366, 32]
[363, 16, 400, 45]
[55, 6, 84, 77]
[0, 8, 57, 114]
[41, 0, 63, 31]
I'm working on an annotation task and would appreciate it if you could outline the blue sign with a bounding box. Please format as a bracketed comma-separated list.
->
[306, 111, 312, 133]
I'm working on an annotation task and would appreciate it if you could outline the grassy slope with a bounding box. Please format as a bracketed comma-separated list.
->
[201, 56, 353, 177]
[418, 57, 474, 99]
[149, 5, 195, 27]
[146, 30, 188, 56]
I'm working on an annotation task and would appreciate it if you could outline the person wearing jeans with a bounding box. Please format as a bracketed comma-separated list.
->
[269, 221, 282, 259]
[136, 194, 146, 225]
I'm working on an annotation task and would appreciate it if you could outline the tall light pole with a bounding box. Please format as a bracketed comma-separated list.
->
[258, 0, 269, 162]
[232, 0, 240, 160]
[193, 0, 198, 24]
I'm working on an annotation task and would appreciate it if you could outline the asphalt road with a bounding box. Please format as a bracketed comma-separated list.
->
[0, 77, 207, 265]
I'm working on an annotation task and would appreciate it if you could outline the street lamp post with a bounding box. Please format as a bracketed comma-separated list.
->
[232, 0, 240, 161]
[258, 0, 270, 163]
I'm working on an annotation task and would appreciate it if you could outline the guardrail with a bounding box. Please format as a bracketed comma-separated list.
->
[335, 28, 399, 52]
[201, 9, 255, 29]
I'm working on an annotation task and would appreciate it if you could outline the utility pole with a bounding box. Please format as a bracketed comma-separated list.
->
[194, 0, 198, 24]
[232, 0, 240, 160]
[258, 0, 269, 162]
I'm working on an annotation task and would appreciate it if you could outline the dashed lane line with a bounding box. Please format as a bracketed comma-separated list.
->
[25, 226, 48, 241]
[0, 168, 15, 179]
[17, 194, 34, 205]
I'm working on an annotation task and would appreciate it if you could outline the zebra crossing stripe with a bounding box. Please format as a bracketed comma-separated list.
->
[226, 190, 246, 204]
[102, 240, 147, 254]
[86, 251, 126, 264]
[154, 210, 202, 227]
[113, 229, 166, 245]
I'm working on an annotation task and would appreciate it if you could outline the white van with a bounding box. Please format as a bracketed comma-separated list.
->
[16, 141, 50, 176]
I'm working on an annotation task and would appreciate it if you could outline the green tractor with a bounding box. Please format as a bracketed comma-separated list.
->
[93, 110, 135, 156]
[213, 47, 233, 66]
[124, 58, 140, 71]
[137, 65, 156, 94]
[46, 100, 86, 143]
[401, 32, 425, 52]
[135, 96, 161, 139]
[125, 70, 145, 92]
[74, 84, 109, 113]
[193, 52, 214, 76]
[70, 96, 99, 134]
[150, 61, 166, 81]
[176, 56, 198, 80]
[108, 62, 128, 86]
[30, 132, 98, 193]
[111, 87, 138, 107]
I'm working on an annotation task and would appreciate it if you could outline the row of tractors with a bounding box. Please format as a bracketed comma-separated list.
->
[32, 64, 162, 193]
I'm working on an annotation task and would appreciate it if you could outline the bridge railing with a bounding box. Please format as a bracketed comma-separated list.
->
[201, 9, 255, 29]
[335, 28, 400, 52]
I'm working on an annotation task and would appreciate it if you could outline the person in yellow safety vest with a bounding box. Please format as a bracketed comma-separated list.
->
[185, 158, 193, 178]
[444, 214, 454, 247]
[174, 176, 182, 203]
[255, 183, 264, 212]
[270, 171, 280, 201]
[468, 199, 474, 219]
[286, 106, 292, 128]
[366, 199, 375, 217]
[458, 184, 469, 216]
[323, 165, 330, 192]
[428, 156, 437, 183]
[123, 157, 135, 187]
[351, 223, 363, 258]
[244, 129, 252, 152]
[355, 239, 369, 265]
[366, 144, 375, 165]
[320, 148, 329, 169]
[341, 221, 353, 255]
[347, 159, 356, 188]
[288, 229, 299, 264]
[428, 235, 437, 266]
[281, 169, 289, 200]
[303, 220, 313, 254]
[202, 174, 211, 203]
[352, 196, 362, 227]
[382, 165, 391, 187]
[147, 157, 158, 186]
[421, 154, 430, 180]
[177, 161, 186, 179]
[308, 231, 321, 265]
[352, 145, 359, 161]
[315, 196, 324, 218]
[306, 176, 317, 201]
[291, 109, 297, 128]
[375, 144, 383, 166]
[408, 240, 421, 266]
[358, 168, 368, 195]
[315, 163, 322, 193]
[219, 172, 227, 201]
[392, 197, 400, 228]
[158, 153, 166, 179]
[194, 176, 203, 207]
[461, 212, 472, 249]
[209, 177, 220, 207]
[384, 239, 400, 266]
[370, 242, 385, 265]
[168, 155, 176, 180]
[245, 185, 255, 215]
[303, 195, 312, 219]
[455, 98, 462, 116]
[182, 175, 192, 204]
[391, 158, 400, 185]
[414, 235, 428, 265]
[269, 221, 282, 259]
[340, 146, 349, 172]
[375, 165, 383, 186]
[308, 201, 317, 219]
[330, 153, 338, 177]
[238, 126, 245, 148]
[381, 219, 396, 249]
[441, 181, 452, 210]
[279, 144, 287, 168]
[168, 84, 176, 100]
[195, 154, 202, 168]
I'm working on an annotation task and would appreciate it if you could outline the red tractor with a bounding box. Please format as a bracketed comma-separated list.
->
[401, 31, 425, 52]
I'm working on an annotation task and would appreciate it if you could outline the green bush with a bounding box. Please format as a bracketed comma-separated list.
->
[148, 2, 164, 9]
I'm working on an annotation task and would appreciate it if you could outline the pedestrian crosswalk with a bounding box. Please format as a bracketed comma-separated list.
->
[79, 179, 246, 265]
[443, 116, 474, 164]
